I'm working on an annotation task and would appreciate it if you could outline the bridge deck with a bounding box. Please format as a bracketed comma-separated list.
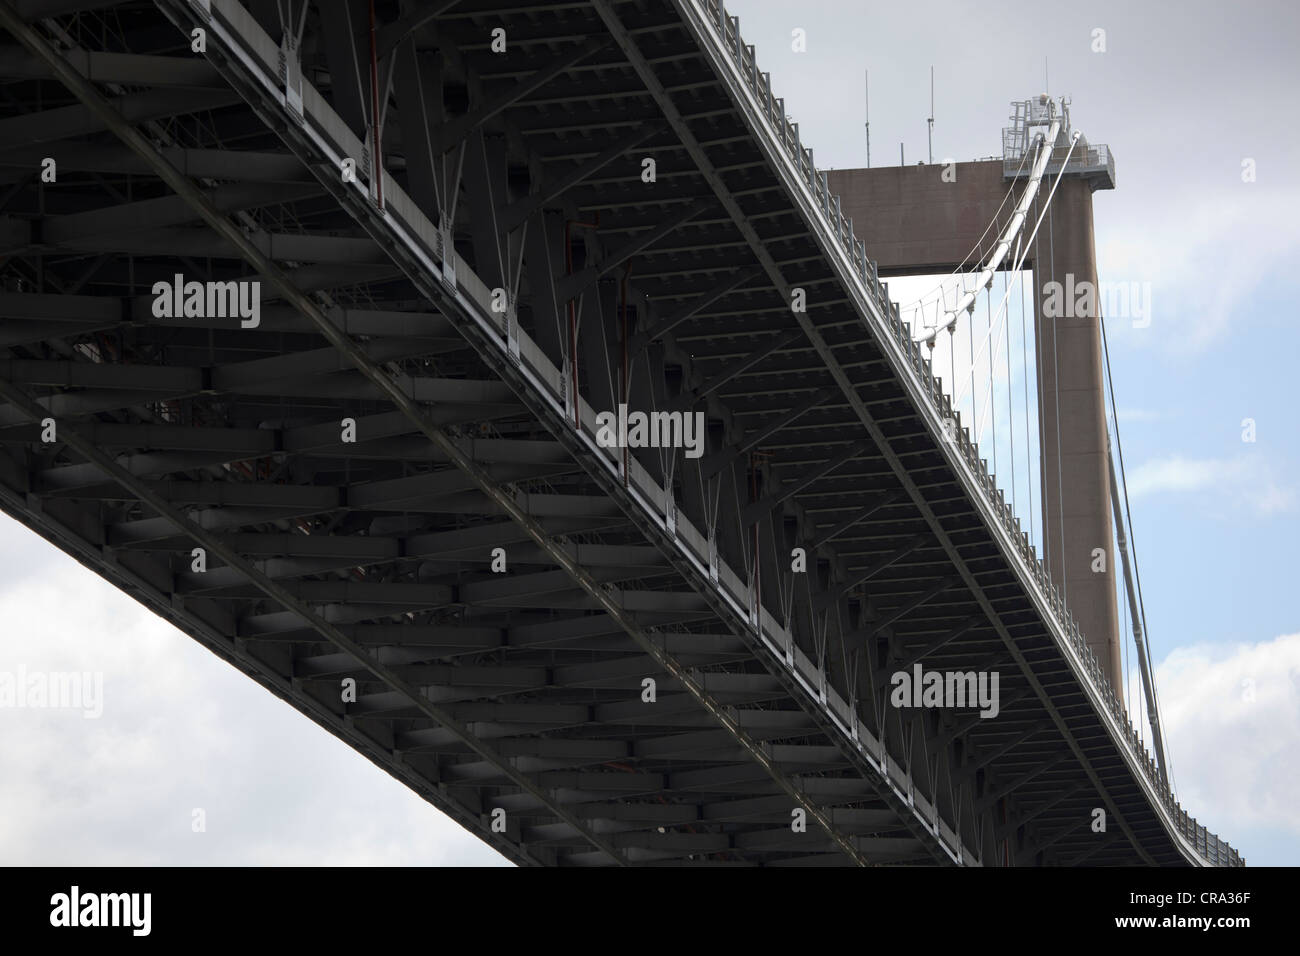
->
[0, 0, 1237, 866]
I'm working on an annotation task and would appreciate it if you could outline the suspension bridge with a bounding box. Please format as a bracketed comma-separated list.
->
[0, 0, 1240, 866]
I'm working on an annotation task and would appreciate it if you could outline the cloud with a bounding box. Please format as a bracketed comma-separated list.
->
[1098, 187, 1300, 353]
[1116, 408, 1162, 423]
[1125, 454, 1295, 515]
[1126, 456, 1247, 496]
[0, 517, 509, 866]
[1141, 633, 1300, 850]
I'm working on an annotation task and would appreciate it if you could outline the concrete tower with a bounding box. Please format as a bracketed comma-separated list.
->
[827, 101, 1124, 687]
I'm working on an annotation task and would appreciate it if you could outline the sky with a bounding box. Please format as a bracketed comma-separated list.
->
[2, 0, 1297, 867]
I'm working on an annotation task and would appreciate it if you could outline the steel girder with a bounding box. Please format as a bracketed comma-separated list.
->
[0, 0, 1239, 866]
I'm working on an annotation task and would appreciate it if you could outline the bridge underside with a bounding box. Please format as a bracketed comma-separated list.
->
[0, 0, 1230, 865]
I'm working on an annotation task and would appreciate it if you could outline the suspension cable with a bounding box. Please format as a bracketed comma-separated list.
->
[1020, 263, 1034, 552]
[943, 128, 1084, 409]
[1005, 266, 1016, 515]
[1048, 182, 1066, 606]
[988, 277, 996, 477]
[918, 121, 1078, 346]
[900, 142, 1036, 330]
[1101, 307, 1173, 791]
[1032, 189, 1051, 583]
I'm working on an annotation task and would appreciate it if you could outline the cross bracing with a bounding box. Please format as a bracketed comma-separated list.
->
[0, 0, 1239, 866]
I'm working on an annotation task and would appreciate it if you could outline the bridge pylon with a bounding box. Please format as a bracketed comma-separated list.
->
[828, 99, 1123, 687]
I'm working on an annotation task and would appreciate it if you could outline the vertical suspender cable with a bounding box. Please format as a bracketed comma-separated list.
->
[988, 277, 996, 478]
[967, 300, 975, 427]
[1006, 266, 1016, 517]
[368, 0, 383, 210]
[1047, 189, 1065, 605]
[1033, 190, 1050, 582]
[1021, 262, 1034, 553]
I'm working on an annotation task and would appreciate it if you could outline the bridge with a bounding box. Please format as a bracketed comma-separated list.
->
[0, 0, 1241, 866]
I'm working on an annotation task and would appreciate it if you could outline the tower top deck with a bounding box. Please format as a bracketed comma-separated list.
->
[1003, 96, 1116, 190]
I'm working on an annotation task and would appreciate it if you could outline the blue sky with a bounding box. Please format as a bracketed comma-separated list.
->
[2, 0, 1295, 866]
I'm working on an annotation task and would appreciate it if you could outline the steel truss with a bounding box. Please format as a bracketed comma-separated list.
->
[0, 0, 1238, 866]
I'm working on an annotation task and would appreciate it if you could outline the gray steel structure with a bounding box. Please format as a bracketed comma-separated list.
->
[0, 0, 1240, 866]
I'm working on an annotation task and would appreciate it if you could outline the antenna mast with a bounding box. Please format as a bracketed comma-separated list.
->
[927, 66, 934, 164]
[864, 69, 871, 168]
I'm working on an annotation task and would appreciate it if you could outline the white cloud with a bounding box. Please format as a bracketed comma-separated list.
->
[0, 517, 509, 866]
[1126, 454, 1295, 514]
[1126, 456, 1247, 496]
[1116, 408, 1162, 423]
[1144, 633, 1300, 846]
[1098, 187, 1300, 353]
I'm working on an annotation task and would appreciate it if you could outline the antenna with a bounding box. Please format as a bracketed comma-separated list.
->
[864, 69, 871, 168]
[900, 142, 904, 167]
[1045, 56, 1049, 94]
[927, 66, 934, 165]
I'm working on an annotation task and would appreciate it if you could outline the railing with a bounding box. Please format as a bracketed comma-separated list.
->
[1002, 102, 1115, 186]
[1004, 142, 1115, 182]
[694, 0, 1239, 867]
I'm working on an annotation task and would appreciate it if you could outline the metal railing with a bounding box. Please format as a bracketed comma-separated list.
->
[1002, 100, 1115, 185]
[695, 0, 1238, 867]
[1004, 141, 1115, 182]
